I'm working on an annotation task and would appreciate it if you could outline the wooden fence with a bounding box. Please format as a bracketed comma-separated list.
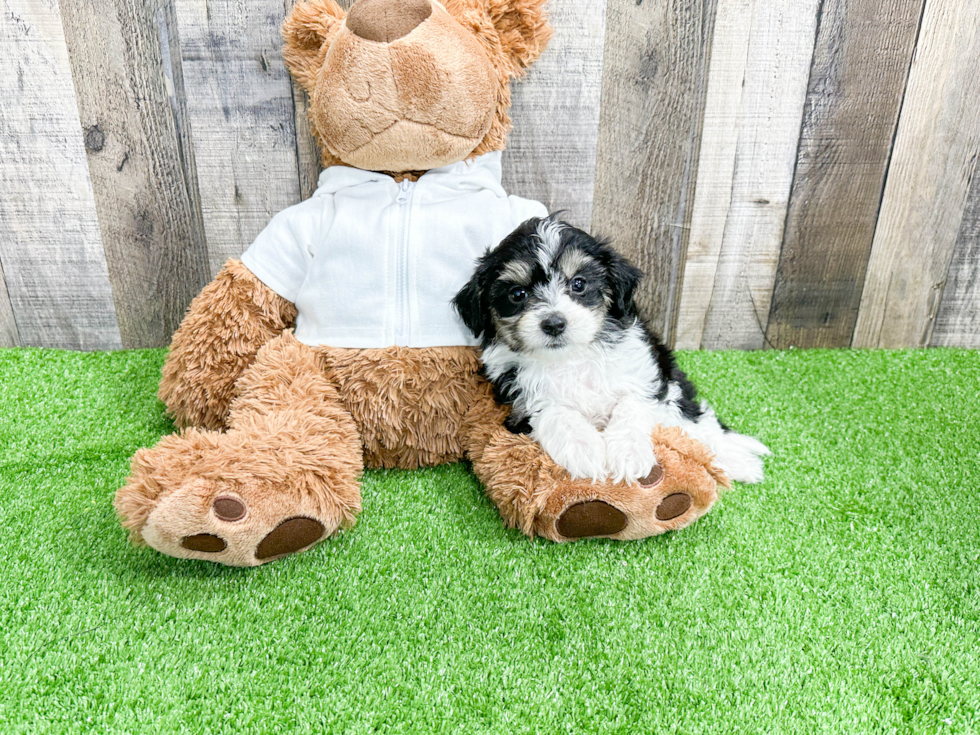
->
[1, 0, 978, 351]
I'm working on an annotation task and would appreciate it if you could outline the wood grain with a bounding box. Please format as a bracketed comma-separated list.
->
[591, 0, 717, 344]
[673, 0, 753, 349]
[60, 0, 212, 349]
[4, 0, 980, 350]
[931, 155, 980, 348]
[853, 0, 980, 348]
[290, 64, 322, 201]
[765, 0, 923, 349]
[288, 0, 324, 200]
[0, 0, 121, 350]
[501, 0, 606, 230]
[174, 0, 305, 275]
[675, 0, 820, 350]
[0, 260, 18, 347]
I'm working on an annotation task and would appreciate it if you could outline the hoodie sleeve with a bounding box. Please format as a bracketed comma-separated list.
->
[240, 197, 327, 304]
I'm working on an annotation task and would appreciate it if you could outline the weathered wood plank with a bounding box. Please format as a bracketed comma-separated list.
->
[175, 0, 305, 275]
[0, 0, 121, 350]
[156, 0, 203, 215]
[765, 0, 924, 349]
[60, 0, 212, 349]
[501, 0, 606, 230]
[290, 63, 322, 201]
[673, 0, 753, 349]
[288, 0, 324, 200]
[674, 0, 820, 350]
[931, 156, 980, 347]
[591, 0, 717, 344]
[0, 260, 18, 347]
[853, 0, 980, 348]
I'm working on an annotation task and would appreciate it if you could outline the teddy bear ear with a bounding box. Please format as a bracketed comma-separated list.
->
[481, 0, 552, 77]
[282, 0, 347, 93]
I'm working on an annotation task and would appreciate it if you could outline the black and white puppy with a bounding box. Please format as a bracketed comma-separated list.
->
[453, 215, 770, 484]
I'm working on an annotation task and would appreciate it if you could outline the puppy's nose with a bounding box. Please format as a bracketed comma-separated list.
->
[541, 314, 567, 337]
[346, 0, 432, 43]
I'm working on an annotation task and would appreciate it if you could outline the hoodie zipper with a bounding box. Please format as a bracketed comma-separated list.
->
[394, 178, 415, 345]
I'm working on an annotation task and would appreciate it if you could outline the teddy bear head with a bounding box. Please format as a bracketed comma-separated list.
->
[282, 0, 551, 173]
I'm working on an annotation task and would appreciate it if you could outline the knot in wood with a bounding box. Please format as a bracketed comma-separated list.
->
[84, 126, 105, 153]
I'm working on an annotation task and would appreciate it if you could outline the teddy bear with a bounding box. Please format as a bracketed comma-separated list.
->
[114, 0, 732, 567]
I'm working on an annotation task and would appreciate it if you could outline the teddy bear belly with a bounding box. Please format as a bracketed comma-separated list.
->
[315, 344, 485, 469]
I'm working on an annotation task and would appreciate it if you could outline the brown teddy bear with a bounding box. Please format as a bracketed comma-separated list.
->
[115, 0, 730, 567]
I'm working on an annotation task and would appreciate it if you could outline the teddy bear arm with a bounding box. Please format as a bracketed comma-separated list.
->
[159, 259, 297, 430]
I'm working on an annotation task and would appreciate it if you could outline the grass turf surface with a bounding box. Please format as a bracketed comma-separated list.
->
[0, 348, 978, 733]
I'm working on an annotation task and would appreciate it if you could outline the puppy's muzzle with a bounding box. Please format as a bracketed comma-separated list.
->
[540, 314, 567, 337]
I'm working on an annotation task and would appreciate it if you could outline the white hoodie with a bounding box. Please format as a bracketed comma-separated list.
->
[241, 151, 547, 348]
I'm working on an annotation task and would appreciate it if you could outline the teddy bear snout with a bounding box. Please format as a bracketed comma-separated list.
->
[346, 0, 432, 43]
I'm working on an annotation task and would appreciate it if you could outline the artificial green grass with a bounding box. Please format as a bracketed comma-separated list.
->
[0, 347, 978, 734]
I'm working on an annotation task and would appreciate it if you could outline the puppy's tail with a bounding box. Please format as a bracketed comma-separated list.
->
[712, 430, 771, 484]
[690, 404, 771, 484]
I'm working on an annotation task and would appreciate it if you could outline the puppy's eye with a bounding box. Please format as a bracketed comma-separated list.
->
[509, 286, 528, 304]
[570, 277, 586, 293]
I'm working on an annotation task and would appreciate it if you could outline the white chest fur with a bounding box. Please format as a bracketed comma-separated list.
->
[484, 324, 663, 429]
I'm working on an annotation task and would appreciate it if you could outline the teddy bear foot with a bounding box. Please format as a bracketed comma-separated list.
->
[116, 414, 364, 567]
[544, 463, 712, 541]
[554, 466, 695, 538]
[472, 420, 730, 543]
[138, 476, 345, 567]
[536, 427, 731, 542]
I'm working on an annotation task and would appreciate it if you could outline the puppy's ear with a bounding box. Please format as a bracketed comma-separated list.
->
[604, 247, 644, 319]
[282, 0, 347, 94]
[453, 254, 494, 339]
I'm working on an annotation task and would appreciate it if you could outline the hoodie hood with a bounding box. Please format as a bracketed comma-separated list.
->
[314, 152, 506, 202]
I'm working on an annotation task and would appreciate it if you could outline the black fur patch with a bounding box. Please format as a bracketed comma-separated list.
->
[482, 365, 532, 434]
[504, 413, 533, 435]
[488, 366, 521, 404]
[639, 324, 706, 423]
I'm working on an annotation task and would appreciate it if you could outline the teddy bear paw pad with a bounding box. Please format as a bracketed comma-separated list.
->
[639, 465, 664, 488]
[174, 516, 326, 561]
[176, 496, 246, 552]
[654, 493, 692, 521]
[255, 517, 325, 560]
[181, 533, 227, 552]
[556, 500, 627, 538]
[213, 496, 247, 521]
[134, 473, 345, 566]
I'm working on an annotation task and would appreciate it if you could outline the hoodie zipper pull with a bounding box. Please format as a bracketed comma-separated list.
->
[396, 178, 413, 204]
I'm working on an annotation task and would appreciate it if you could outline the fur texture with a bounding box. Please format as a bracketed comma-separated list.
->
[454, 216, 771, 484]
[158, 259, 297, 430]
[316, 345, 484, 468]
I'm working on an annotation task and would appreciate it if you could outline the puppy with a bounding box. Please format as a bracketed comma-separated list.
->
[453, 215, 770, 484]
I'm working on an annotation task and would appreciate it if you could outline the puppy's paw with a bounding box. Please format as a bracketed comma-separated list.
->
[604, 425, 657, 484]
[542, 428, 608, 481]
